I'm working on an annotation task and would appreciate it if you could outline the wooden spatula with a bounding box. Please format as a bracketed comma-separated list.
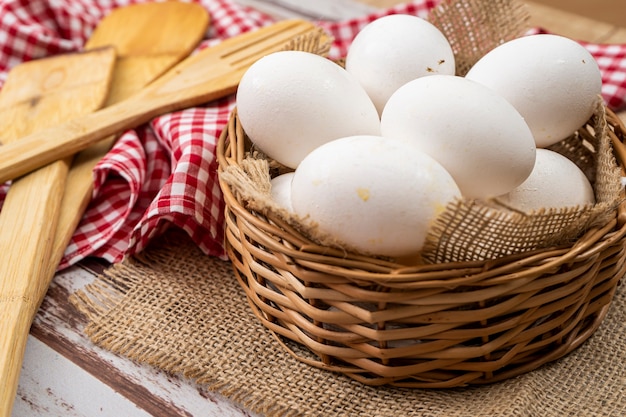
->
[0, 47, 116, 417]
[0, 19, 319, 184]
[51, 1, 209, 304]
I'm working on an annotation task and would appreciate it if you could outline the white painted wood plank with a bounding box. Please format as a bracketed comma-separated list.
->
[233, 0, 376, 20]
[21, 264, 256, 417]
[13, 336, 151, 417]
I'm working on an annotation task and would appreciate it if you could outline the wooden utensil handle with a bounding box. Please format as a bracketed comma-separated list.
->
[0, 160, 70, 417]
[0, 81, 239, 184]
[0, 98, 151, 183]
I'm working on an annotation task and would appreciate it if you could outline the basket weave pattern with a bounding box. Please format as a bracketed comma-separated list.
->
[217, 108, 626, 388]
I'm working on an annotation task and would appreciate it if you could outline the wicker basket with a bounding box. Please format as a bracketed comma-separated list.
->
[216, 108, 626, 388]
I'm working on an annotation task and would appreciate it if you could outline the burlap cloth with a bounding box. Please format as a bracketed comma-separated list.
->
[71, 229, 626, 417]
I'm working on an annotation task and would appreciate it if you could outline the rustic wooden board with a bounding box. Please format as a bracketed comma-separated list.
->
[12, 0, 626, 415]
[17, 261, 256, 417]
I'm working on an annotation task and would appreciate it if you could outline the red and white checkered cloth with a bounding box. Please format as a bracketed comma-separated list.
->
[0, 0, 625, 270]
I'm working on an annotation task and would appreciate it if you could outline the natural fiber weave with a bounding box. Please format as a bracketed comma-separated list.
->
[71, 231, 626, 416]
[215, 0, 626, 387]
[428, 0, 531, 76]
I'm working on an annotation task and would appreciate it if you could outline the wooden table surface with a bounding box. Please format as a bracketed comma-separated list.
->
[11, 1, 626, 416]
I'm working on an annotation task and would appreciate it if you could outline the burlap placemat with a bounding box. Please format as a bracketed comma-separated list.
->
[71, 230, 626, 417]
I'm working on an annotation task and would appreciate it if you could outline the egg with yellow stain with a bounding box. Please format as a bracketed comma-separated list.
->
[290, 135, 461, 257]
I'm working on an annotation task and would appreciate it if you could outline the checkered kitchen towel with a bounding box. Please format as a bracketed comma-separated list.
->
[0, 0, 624, 270]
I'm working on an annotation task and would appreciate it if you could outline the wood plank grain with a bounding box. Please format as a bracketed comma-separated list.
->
[15, 336, 151, 417]
[526, 0, 626, 29]
[19, 265, 257, 417]
[234, 0, 376, 20]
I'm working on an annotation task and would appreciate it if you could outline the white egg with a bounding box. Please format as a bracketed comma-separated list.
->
[270, 172, 295, 212]
[497, 149, 595, 212]
[380, 75, 536, 199]
[465, 34, 602, 148]
[236, 50, 381, 169]
[345, 14, 455, 115]
[291, 135, 461, 257]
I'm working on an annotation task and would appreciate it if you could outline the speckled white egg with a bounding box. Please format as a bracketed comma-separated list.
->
[380, 75, 536, 199]
[236, 50, 381, 169]
[291, 135, 461, 257]
[345, 14, 455, 115]
[270, 172, 295, 212]
[497, 149, 595, 212]
[465, 34, 602, 148]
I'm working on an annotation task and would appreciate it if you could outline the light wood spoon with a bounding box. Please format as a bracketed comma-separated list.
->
[0, 47, 116, 417]
[0, 19, 319, 184]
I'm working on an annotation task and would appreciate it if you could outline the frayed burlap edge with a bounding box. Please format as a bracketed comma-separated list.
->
[68, 232, 317, 417]
[422, 100, 623, 263]
[428, 0, 531, 76]
[70, 265, 134, 322]
[69, 230, 626, 417]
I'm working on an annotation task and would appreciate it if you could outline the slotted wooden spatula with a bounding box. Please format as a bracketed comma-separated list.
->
[0, 19, 318, 184]
[51, 1, 209, 303]
[0, 47, 116, 417]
